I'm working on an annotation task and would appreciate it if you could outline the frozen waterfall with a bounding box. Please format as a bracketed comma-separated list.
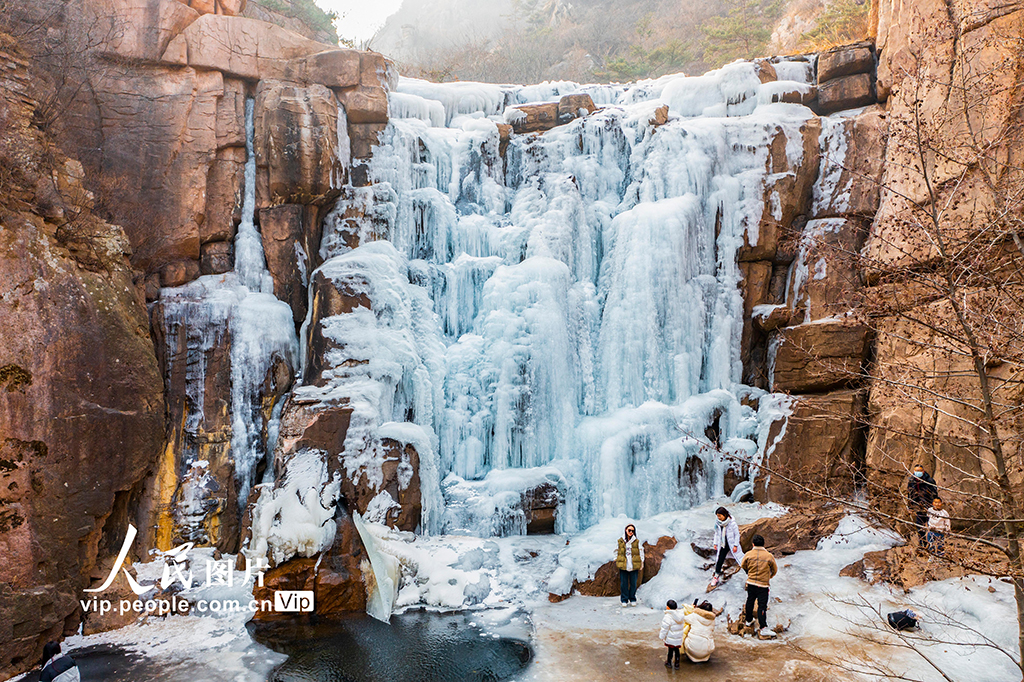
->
[158, 98, 299, 544]
[308, 60, 814, 538]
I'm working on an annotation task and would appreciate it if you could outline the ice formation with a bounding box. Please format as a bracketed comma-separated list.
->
[158, 98, 299, 543]
[296, 57, 826, 553]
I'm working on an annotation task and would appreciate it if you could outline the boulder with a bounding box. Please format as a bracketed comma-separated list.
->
[756, 390, 866, 503]
[359, 51, 397, 91]
[557, 93, 597, 123]
[270, 402, 424, 533]
[507, 102, 560, 134]
[811, 106, 887, 219]
[771, 320, 872, 392]
[286, 49, 363, 89]
[817, 43, 875, 82]
[572, 536, 678, 596]
[737, 506, 845, 555]
[816, 73, 875, 114]
[251, 512, 368, 621]
[753, 58, 778, 83]
[840, 542, 1008, 589]
[336, 85, 389, 124]
[753, 304, 791, 332]
[200, 240, 233, 274]
[159, 259, 201, 287]
[170, 14, 332, 81]
[253, 80, 343, 209]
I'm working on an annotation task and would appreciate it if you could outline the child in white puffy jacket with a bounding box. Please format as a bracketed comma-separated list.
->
[658, 600, 686, 668]
[682, 600, 717, 663]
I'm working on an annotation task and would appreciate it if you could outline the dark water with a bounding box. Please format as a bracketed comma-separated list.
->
[16, 645, 154, 681]
[249, 611, 533, 682]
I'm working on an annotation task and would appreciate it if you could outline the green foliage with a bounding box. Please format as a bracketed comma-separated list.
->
[799, 0, 871, 50]
[258, 0, 338, 44]
[595, 14, 693, 82]
[700, 0, 784, 68]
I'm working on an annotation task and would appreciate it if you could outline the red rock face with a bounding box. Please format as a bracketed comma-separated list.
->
[251, 512, 369, 621]
[0, 54, 166, 674]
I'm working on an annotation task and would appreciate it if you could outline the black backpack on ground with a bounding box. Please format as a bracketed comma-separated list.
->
[887, 609, 918, 631]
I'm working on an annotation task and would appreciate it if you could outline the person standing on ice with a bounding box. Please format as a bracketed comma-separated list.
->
[708, 507, 742, 590]
[907, 464, 938, 541]
[616, 524, 644, 606]
[740, 534, 777, 638]
[39, 642, 80, 682]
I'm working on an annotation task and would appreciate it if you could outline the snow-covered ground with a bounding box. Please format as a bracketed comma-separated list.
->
[17, 502, 1020, 682]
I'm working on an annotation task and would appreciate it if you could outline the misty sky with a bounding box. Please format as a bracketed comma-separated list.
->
[316, 0, 402, 43]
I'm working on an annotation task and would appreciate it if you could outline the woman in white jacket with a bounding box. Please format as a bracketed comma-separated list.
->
[709, 506, 742, 589]
[658, 600, 686, 668]
[682, 600, 717, 663]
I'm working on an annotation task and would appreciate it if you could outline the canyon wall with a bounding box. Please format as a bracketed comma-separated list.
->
[0, 0, 1022, 674]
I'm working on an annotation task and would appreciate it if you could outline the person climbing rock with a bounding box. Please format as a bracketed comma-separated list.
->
[39, 642, 80, 682]
[740, 534, 778, 638]
[658, 599, 685, 668]
[708, 506, 742, 591]
[907, 464, 938, 540]
[616, 523, 643, 606]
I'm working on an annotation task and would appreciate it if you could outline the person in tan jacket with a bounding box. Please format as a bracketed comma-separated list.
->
[740, 534, 777, 638]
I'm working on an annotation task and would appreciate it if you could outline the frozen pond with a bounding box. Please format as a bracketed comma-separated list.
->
[250, 610, 533, 682]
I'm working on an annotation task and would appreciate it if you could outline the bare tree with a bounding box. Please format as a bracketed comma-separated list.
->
[740, 17, 1024, 679]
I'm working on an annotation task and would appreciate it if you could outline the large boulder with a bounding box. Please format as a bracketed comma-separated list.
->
[756, 390, 866, 503]
[771, 320, 872, 392]
[251, 512, 368, 621]
[816, 73, 875, 114]
[254, 80, 344, 209]
[817, 42, 875, 83]
[737, 506, 845, 555]
[572, 536, 678, 597]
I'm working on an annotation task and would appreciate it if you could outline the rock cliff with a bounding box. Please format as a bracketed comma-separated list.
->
[0, 35, 165, 677]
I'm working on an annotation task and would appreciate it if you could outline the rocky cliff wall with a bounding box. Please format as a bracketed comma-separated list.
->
[0, 35, 166, 679]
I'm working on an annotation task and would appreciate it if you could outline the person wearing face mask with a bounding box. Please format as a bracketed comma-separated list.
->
[707, 507, 742, 591]
[907, 464, 938, 541]
[616, 524, 644, 606]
